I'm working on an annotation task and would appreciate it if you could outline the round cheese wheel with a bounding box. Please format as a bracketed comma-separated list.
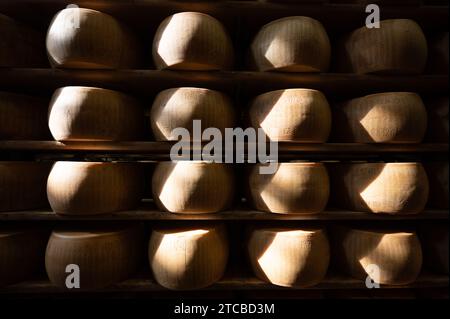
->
[148, 224, 228, 290]
[333, 92, 427, 143]
[47, 161, 144, 215]
[150, 87, 235, 141]
[248, 162, 329, 214]
[424, 162, 449, 209]
[46, 8, 140, 69]
[248, 227, 329, 288]
[0, 162, 52, 212]
[48, 86, 144, 141]
[250, 16, 330, 72]
[420, 225, 449, 275]
[45, 224, 144, 290]
[153, 12, 233, 70]
[340, 19, 427, 74]
[152, 161, 235, 214]
[425, 97, 449, 143]
[249, 89, 331, 142]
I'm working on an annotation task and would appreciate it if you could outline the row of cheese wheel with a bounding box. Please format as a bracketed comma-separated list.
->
[0, 161, 447, 214]
[1, 88, 448, 143]
[0, 224, 447, 290]
[1, 10, 448, 73]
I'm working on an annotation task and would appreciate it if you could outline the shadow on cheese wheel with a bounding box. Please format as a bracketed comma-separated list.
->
[47, 161, 144, 215]
[247, 227, 330, 288]
[0, 227, 49, 287]
[152, 161, 235, 214]
[338, 19, 427, 74]
[247, 162, 329, 214]
[332, 226, 423, 285]
[424, 162, 449, 209]
[150, 87, 236, 141]
[425, 97, 449, 143]
[45, 223, 144, 290]
[0, 92, 51, 140]
[332, 92, 427, 143]
[328, 162, 429, 214]
[0, 162, 52, 212]
[153, 12, 233, 70]
[420, 225, 449, 275]
[46, 8, 140, 69]
[48, 86, 144, 142]
[149, 224, 228, 290]
[249, 89, 331, 142]
[0, 14, 47, 67]
[250, 16, 330, 72]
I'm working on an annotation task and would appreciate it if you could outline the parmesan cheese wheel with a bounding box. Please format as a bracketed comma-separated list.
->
[250, 16, 330, 72]
[249, 89, 331, 142]
[333, 92, 427, 143]
[248, 228, 330, 288]
[0, 228, 48, 287]
[339, 19, 427, 74]
[424, 162, 449, 209]
[329, 162, 428, 214]
[333, 227, 422, 285]
[46, 8, 140, 69]
[152, 161, 235, 214]
[150, 87, 235, 141]
[0, 92, 50, 140]
[248, 163, 329, 214]
[45, 224, 144, 290]
[48, 86, 144, 141]
[47, 161, 144, 215]
[153, 12, 233, 70]
[420, 225, 449, 275]
[0, 162, 52, 212]
[425, 97, 449, 143]
[148, 224, 228, 290]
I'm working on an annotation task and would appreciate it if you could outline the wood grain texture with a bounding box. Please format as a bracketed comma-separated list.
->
[248, 163, 329, 214]
[250, 16, 330, 72]
[46, 8, 140, 69]
[152, 161, 235, 214]
[249, 89, 331, 142]
[0, 91, 50, 140]
[339, 19, 428, 74]
[420, 225, 449, 275]
[425, 96, 449, 143]
[150, 87, 235, 141]
[329, 162, 429, 214]
[333, 227, 423, 285]
[148, 224, 228, 290]
[0, 162, 52, 212]
[424, 162, 449, 209]
[247, 227, 330, 288]
[153, 12, 233, 71]
[48, 86, 144, 141]
[0, 228, 48, 287]
[47, 161, 144, 215]
[45, 224, 144, 290]
[332, 92, 427, 143]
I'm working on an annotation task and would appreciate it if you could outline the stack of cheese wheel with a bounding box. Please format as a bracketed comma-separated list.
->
[46, 8, 140, 68]
[420, 225, 449, 275]
[426, 97, 449, 143]
[0, 14, 47, 67]
[152, 161, 235, 214]
[424, 162, 449, 209]
[0, 162, 52, 212]
[339, 19, 427, 74]
[329, 162, 429, 214]
[247, 162, 329, 214]
[249, 89, 331, 142]
[0, 228, 48, 287]
[333, 227, 422, 285]
[332, 92, 427, 143]
[150, 87, 235, 141]
[0, 92, 50, 140]
[148, 224, 228, 290]
[47, 161, 144, 215]
[250, 16, 330, 72]
[48, 86, 144, 141]
[247, 227, 330, 288]
[153, 12, 233, 70]
[45, 224, 144, 290]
